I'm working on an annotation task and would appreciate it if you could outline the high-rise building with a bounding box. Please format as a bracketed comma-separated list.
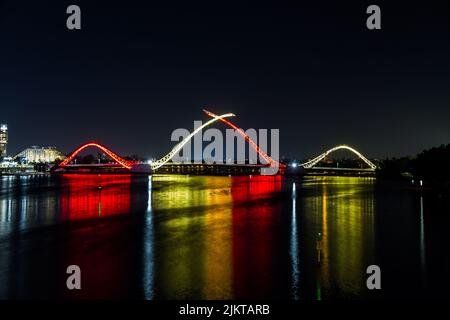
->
[14, 146, 66, 163]
[0, 124, 7, 158]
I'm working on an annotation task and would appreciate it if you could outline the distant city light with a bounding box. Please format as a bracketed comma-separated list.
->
[0, 157, 17, 167]
[0, 123, 8, 158]
[291, 162, 298, 168]
[14, 146, 65, 164]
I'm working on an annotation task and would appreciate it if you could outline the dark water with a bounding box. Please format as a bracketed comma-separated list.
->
[0, 174, 449, 300]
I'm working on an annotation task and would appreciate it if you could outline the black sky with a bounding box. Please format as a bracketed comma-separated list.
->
[1, 0, 449, 159]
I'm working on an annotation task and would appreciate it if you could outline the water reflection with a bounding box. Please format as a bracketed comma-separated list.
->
[419, 196, 426, 288]
[0, 175, 59, 235]
[149, 175, 282, 299]
[300, 176, 376, 299]
[1, 174, 441, 300]
[203, 178, 232, 299]
[59, 175, 133, 220]
[151, 176, 225, 299]
[143, 176, 154, 300]
[290, 182, 300, 300]
[230, 176, 283, 299]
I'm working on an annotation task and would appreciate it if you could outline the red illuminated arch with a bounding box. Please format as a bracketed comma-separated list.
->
[203, 109, 284, 168]
[59, 142, 134, 169]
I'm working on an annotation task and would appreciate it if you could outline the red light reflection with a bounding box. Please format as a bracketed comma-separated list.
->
[59, 174, 132, 220]
[231, 175, 282, 299]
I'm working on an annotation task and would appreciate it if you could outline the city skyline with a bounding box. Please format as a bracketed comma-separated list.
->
[1, 1, 449, 159]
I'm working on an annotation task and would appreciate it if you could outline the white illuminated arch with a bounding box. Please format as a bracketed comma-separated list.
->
[151, 112, 235, 170]
[300, 145, 377, 170]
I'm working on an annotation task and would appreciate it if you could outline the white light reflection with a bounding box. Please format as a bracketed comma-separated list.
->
[420, 196, 426, 288]
[143, 176, 154, 299]
[290, 182, 300, 300]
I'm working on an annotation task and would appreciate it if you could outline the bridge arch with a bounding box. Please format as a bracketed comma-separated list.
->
[300, 145, 377, 170]
[203, 109, 283, 168]
[57, 111, 281, 172]
[150, 112, 235, 170]
[57, 112, 236, 172]
[59, 142, 134, 169]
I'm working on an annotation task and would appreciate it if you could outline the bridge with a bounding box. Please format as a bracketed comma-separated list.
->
[293, 145, 377, 176]
[52, 110, 282, 175]
[52, 112, 377, 177]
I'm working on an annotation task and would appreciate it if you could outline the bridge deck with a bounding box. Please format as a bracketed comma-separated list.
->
[311, 166, 375, 171]
[304, 166, 376, 177]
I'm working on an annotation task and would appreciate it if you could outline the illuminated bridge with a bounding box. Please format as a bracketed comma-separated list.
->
[296, 145, 377, 176]
[52, 110, 283, 175]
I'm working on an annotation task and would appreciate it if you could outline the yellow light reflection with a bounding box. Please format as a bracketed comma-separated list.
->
[151, 175, 233, 299]
[303, 176, 375, 299]
[203, 177, 233, 299]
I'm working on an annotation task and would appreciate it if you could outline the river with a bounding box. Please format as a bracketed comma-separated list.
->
[0, 174, 448, 299]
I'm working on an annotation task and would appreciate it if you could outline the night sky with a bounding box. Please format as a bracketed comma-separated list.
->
[1, 0, 449, 160]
